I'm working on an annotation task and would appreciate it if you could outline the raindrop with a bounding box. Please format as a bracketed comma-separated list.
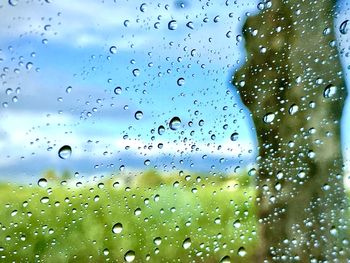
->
[109, 46, 117, 54]
[112, 223, 123, 234]
[124, 250, 135, 262]
[323, 84, 337, 98]
[38, 178, 48, 188]
[186, 21, 194, 29]
[58, 145, 72, 160]
[230, 132, 239, 141]
[40, 197, 49, 204]
[66, 86, 72, 93]
[26, 62, 33, 70]
[168, 20, 178, 30]
[237, 247, 247, 257]
[158, 125, 165, 135]
[153, 237, 162, 246]
[177, 77, 185, 86]
[169, 117, 181, 130]
[134, 111, 143, 120]
[182, 238, 191, 249]
[233, 219, 241, 228]
[132, 69, 140, 77]
[8, 0, 18, 6]
[140, 3, 147, 12]
[263, 112, 275, 123]
[219, 255, 231, 263]
[114, 87, 122, 95]
[289, 104, 299, 115]
[340, 20, 349, 35]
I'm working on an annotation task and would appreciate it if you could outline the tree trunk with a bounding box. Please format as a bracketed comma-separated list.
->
[234, 0, 349, 261]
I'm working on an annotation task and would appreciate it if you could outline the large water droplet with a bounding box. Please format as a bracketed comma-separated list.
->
[237, 247, 247, 257]
[112, 223, 123, 234]
[124, 250, 135, 262]
[158, 125, 165, 135]
[58, 145, 72, 159]
[323, 84, 337, 98]
[169, 117, 181, 130]
[182, 237, 191, 249]
[340, 20, 349, 35]
[263, 112, 275, 123]
[66, 86, 72, 94]
[109, 46, 117, 54]
[289, 104, 299, 115]
[186, 21, 194, 29]
[140, 3, 147, 12]
[38, 178, 48, 188]
[8, 0, 18, 6]
[114, 86, 122, 95]
[153, 237, 162, 246]
[134, 111, 143, 120]
[132, 69, 140, 77]
[168, 20, 178, 30]
[230, 132, 239, 141]
[219, 255, 231, 263]
[177, 77, 185, 86]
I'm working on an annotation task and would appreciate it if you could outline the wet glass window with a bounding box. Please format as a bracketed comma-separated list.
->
[0, 0, 349, 262]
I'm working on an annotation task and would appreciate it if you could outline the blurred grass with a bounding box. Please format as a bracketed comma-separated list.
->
[0, 172, 258, 262]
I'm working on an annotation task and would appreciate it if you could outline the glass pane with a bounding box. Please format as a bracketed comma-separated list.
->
[0, 0, 349, 262]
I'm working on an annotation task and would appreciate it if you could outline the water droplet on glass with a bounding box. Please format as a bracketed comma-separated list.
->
[124, 250, 135, 262]
[158, 125, 165, 135]
[58, 145, 72, 159]
[132, 69, 140, 77]
[340, 20, 349, 35]
[153, 237, 162, 246]
[182, 238, 191, 249]
[169, 117, 181, 130]
[26, 62, 33, 70]
[263, 112, 275, 123]
[114, 86, 122, 95]
[289, 104, 299, 115]
[323, 84, 337, 98]
[66, 86, 72, 93]
[230, 132, 239, 141]
[134, 111, 143, 120]
[109, 46, 117, 54]
[233, 219, 241, 228]
[168, 20, 178, 30]
[186, 21, 194, 29]
[177, 77, 185, 86]
[134, 208, 141, 216]
[112, 223, 123, 234]
[140, 3, 147, 12]
[219, 255, 231, 263]
[8, 0, 18, 6]
[40, 197, 49, 204]
[237, 247, 247, 257]
[38, 178, 48, 188]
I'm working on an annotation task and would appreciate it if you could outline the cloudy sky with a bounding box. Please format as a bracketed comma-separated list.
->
[0, 0, 349, 184]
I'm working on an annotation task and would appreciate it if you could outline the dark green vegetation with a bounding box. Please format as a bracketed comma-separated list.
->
[0, 172, 257, 262]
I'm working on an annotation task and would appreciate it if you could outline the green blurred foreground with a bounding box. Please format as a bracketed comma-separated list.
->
[0, 172, 258, 262]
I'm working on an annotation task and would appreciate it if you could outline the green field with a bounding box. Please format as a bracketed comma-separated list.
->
[0, 172, 258, 262]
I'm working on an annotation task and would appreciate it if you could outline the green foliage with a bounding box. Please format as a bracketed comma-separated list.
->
[0, 173, 258, 262]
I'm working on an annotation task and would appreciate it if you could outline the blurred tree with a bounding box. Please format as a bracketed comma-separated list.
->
[234, 0, 349, 261]
[134, 169, 163, 187]
[62, 170, 73, 181]
[43, 169, 58, 182]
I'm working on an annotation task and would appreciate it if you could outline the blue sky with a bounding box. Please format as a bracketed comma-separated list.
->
[0, 0, 349, 184]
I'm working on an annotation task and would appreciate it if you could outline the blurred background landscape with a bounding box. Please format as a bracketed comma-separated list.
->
[1, 0, 350, 261]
